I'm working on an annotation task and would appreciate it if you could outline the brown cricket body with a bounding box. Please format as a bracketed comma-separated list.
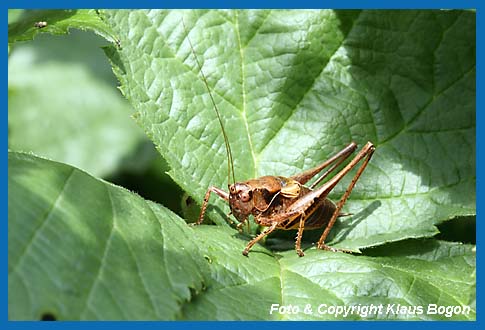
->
[196, 141, 375, 257]
[228, 176, 336, 231]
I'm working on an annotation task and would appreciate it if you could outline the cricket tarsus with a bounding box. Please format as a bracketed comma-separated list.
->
[183, 16, 376, 257]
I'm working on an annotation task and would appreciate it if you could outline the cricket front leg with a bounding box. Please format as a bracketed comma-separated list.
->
[243, 222, 278, 256]
[196, 186, 229, 225]
[317, 142, 375, 251]
[242, 210, 303, 256]
[236, 216, 249, 233]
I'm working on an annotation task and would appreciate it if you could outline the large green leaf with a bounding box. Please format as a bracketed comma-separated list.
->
[8, 152, 476, 320]
[8, 152, 207, 320]
[104, 10, 475, 250]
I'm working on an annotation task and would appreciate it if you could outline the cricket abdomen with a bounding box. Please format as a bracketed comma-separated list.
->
[302, 198, 337, 229]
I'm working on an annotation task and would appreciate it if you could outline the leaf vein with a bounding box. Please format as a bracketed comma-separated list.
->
[80, 183, 115, 319]
[9, 167, 75, 276]
[235, 12, 258, 177]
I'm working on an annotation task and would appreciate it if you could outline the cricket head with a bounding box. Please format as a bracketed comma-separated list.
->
[228, 183, 254, 221]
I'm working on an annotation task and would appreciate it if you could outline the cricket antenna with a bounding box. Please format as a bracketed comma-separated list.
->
[182, 17, 236, 186]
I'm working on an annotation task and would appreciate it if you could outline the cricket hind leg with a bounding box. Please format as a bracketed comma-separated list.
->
[290, 142, 357, 186]
[317, 142, 375, 251]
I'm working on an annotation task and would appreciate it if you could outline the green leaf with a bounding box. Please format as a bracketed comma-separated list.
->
[8, 152, 208, 320]
[8, 152, 475, 320]
[8, 9, 118, 45]
[104, 10, 475, 250]
[8, 30, 145, 178]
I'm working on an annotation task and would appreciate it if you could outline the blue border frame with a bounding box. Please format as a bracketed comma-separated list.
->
[3, 0, 480, 9]
[5, 0, 480, 329]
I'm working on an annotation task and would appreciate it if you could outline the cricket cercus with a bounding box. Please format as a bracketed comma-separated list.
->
[184, 23, 375, 257]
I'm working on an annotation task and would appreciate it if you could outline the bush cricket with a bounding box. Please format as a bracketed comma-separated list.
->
[184, 21, 375, 257]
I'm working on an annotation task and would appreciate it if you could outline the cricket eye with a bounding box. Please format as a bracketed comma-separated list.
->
[229, 185, 236, 194]
[240, 191, 251, 202]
